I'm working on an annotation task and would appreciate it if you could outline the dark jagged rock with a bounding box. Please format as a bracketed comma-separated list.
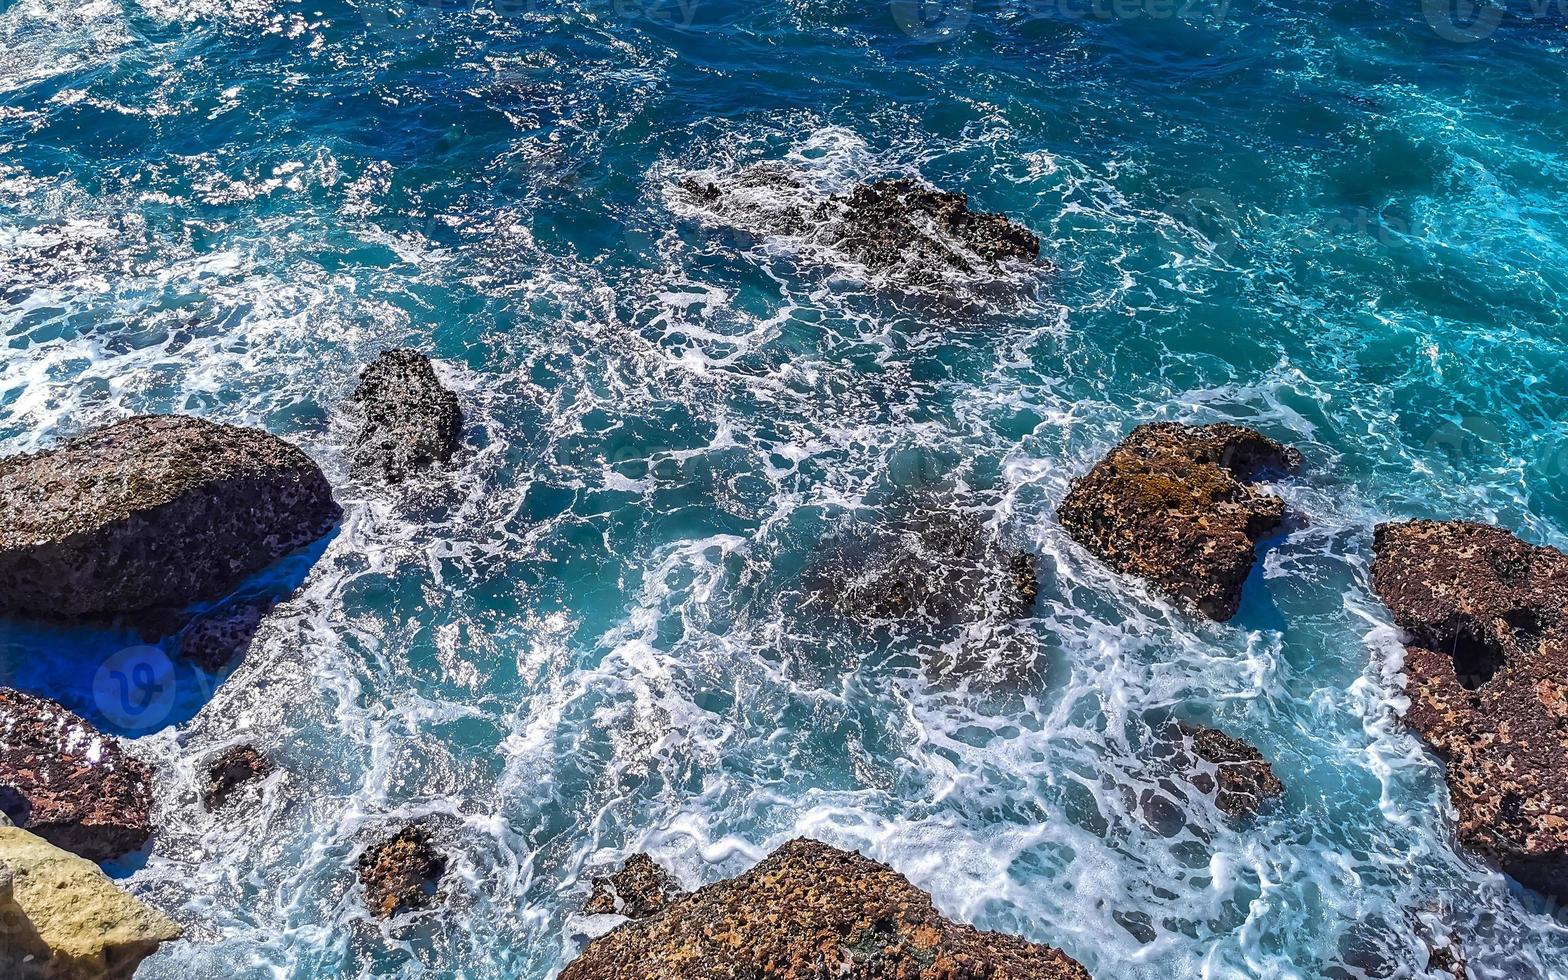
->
[1178, 724, 1284, 819]
[178, 598, 272, 672]
[679, 166, 1040, 287]
[1371, 520, 1568, 898]
[1057, 422, 1301, 620]
[584, 853, 684, 919]
[561, 838, 1090, 980]
[357, 823, 447, 919]
[0, 414, 340, 622]
[202, 745, 274, 811]
[832, 507, 1040, 625]
[350, 349, 462, 483]
[0, 689, 154, 862]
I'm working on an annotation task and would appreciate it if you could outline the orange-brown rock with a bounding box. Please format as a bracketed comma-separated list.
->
[560, 838, 1090, 980]
[356, 823, 446, 919]
[584, 853, 684, 919]
[1178, 724, 1284, 819]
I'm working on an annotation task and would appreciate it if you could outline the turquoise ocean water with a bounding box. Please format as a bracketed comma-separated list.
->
[3, 0, 1568, 976]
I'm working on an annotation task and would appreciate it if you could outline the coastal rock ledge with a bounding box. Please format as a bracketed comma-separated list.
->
[1057, 422, 1300, 621]
[1371, 519, 1568, 898]
[561, 838, 1091, 980]
[0, 414, 340, 622]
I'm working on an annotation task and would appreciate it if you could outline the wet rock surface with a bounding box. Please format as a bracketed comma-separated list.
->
[0, 414, 340, 622]
[357, 823, 446, 919]
[680, 165, 1041, 287]
[177, 598, 273, 673]
[584, 853, 684, 919]
[0, 825, 181, 980]
[1057, 422, 1300, 621]
[1371, 519, 1568, 898]
[1177, 723, 1284, 819]
[560, 838, 1091, 980]
[350, 349, 462, 483]
[0, 690, 154, 863]
[201, 745, 273, 811]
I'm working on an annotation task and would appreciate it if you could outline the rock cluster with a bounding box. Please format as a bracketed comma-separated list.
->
[1057, 422, 1300, 620]
[201, 745, 274, 811]
[350, 349, 462, 483]
[1177, 724, 1284, 819]
[560, 838, 1090, 980]
[0, 414, 340, 623]
[1371, 519, 1568, 898]
[584, 853, 684, 919]
[357, 823, 447, 920]
[0, 689, 153, 863]
[0, 825, 181, 980]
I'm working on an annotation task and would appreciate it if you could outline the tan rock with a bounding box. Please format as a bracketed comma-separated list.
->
[0, 826, 179, 980]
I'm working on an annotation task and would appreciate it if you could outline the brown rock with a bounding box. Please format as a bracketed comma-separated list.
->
[0, 415, 340, 621]
[1371, 519, 1568, 898]
[1057, 422, 1300, 620]
[357, 823, 446, 919]
[350, 349, 462, 483]
[201, 745, 273, 811]
[560, 838, 1090, 980]
[0, 690, 154, 862]
[1178, 724, 1284, 819]
[584, 853, 684, 919]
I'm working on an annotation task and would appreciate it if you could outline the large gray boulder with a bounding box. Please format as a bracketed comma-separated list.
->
[0, 415, 340, 621]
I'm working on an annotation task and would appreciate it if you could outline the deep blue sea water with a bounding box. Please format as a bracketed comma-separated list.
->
[4, 0, 1568, 976]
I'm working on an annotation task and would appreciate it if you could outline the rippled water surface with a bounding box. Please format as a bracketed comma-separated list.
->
[4, 0, 1568, 976]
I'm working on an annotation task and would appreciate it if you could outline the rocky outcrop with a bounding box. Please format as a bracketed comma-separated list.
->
[0, 414, 340, 622]
[1057, 422, 1300, 620]
[357, 823, 446, 919]
[0, 690, 153, 862]
[1177, 724, 1284, 819]
[560, 838, 1090, 980]
[584, 853, 684, 919]
[680, 166, 1041, 287]
[201, 745, 273, 811]
[0, 826, 180, 980]
[350, 349, 462, 483]
[178, 598, 272, 672]
[1371, 520, 1568, 898]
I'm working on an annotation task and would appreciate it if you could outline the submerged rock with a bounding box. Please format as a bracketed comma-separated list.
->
[1057, 422, 1300, 620]
[560, 838, 1091, 980]
[350, 349, 462, 483]
[0, 415, 340, 622]
[201, 745, 273, 811]
[0, 690, 154, 863]
[1177, 724, 1284, 819]
[0, 825, 180, 980]
[177, 598, 273, 673]
[679, 166, 1041, 288]
[357, 823, 446, 920]
[584, 853, 684, 919]
[1371, 519, 1568, 898]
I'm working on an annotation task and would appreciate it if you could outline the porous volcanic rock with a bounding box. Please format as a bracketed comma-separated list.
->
[1371, 519, 1568, 898]
[201, 745, 273, 811]
[0, 826, 181, 980]
[584, 853, 684, 919]
[0, 690, 153, 863]
[559, 838, 1091, 980]
[350, 349, 462, 483]
[1057, 422, 1300, 620]
[357, 823, 446, 919]
[0, 414, 340, 622]
[1178, 724, 1284, 819]
[178, 598, 272, 672]
[680, 166, 1041, 287]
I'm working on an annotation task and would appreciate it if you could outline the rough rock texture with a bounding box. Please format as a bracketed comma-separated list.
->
[1178, 724, 1284, 819]
[350, 349, 462, 483]
[0, 826, 180, 980]
[0, 414, 340, 621]
[1371, 519, 1568, 898]
[201, 745, 273, 811]
[1057, 422, 1301, 620]
[357, 823, 446, 919]
[680, 166, 1041, 287]
[560, 838, 1091, 980]
[0, 690, 153, 862]
[178, 598, 272, 672]
[585, 853, 685, 919]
